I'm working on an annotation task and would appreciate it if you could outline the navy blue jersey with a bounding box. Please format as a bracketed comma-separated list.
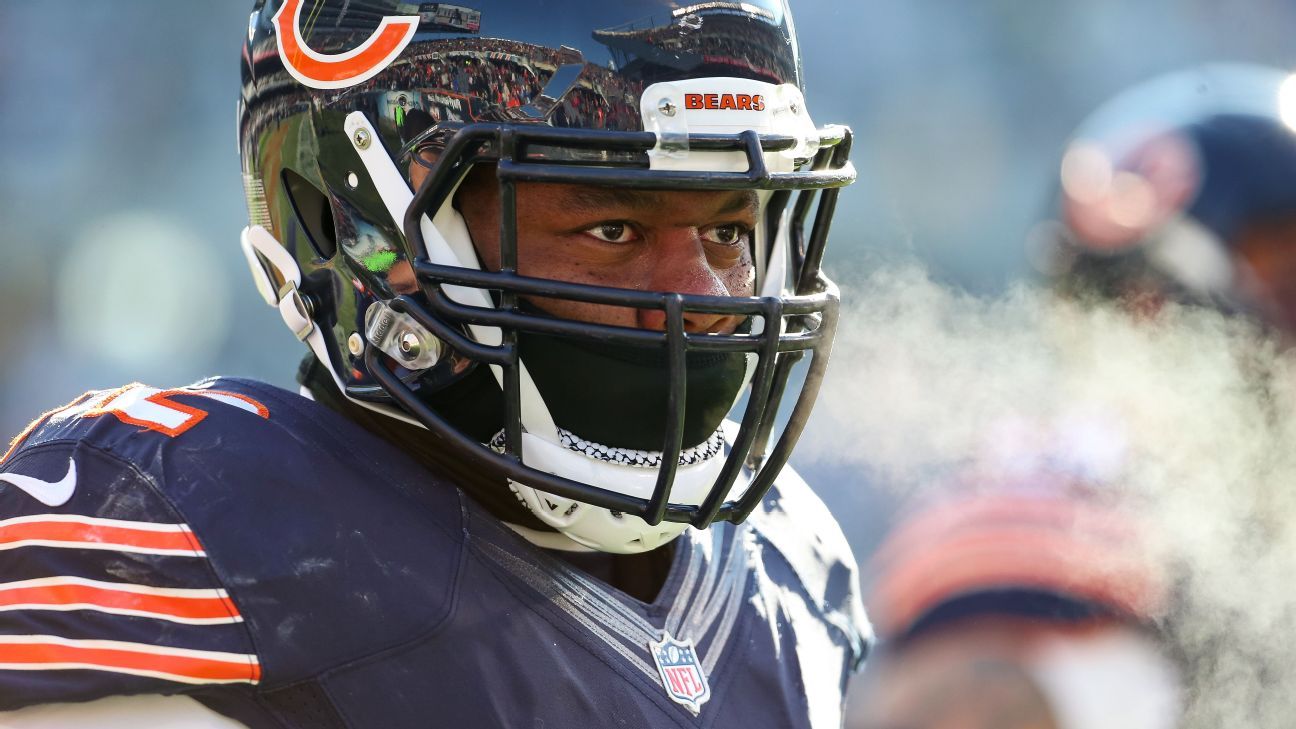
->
[0, 378, 869, 728]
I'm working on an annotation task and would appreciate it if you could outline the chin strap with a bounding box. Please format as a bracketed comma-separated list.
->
[240, 224, 324, 350]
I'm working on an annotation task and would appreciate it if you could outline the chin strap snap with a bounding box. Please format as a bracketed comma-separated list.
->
[277, 283, 315, 341]
[241, 224, 315, 341]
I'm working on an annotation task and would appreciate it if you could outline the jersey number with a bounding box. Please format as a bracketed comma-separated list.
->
[3, 385, 268, 466]
[83, 385, 270, 438]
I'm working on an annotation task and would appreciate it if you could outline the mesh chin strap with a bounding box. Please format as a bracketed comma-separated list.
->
[504, 428, 740, 553]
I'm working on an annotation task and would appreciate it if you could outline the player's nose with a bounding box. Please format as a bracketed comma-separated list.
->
[637, 228, 746, 334]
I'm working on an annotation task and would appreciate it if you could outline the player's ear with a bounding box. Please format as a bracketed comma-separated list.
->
[401, 108, 437, 190]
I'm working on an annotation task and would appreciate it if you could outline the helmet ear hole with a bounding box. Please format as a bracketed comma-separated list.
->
[282, 168, 338, 260]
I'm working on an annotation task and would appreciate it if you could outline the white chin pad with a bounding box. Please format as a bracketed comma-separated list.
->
[640, 78, 820, 173]
[511, 432, 745, 554]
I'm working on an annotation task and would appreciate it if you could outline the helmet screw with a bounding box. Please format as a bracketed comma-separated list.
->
[658, 98, 677, 117]
[398, 331, 421, 359]
[789, 102, 801, 115]
[353, 128, 372, 150]
[347, 333, 364, 356]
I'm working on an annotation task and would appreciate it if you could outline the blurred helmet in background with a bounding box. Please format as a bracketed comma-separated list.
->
[1031, 63, 1296, 334]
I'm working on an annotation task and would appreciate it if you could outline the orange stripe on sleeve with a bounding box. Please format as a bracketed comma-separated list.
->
[0, 638, 260, 684]
[0, 518, 203, 555]
[0, 583, 239, 623]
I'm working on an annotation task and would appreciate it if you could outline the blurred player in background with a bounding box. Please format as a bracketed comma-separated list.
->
[1030, 63, 1296, 338]
[848, 475, 1181, 729]
[853, 64, 1296, 729]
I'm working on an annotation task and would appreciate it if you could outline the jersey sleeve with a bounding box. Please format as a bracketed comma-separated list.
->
[0, 440, 260, 710]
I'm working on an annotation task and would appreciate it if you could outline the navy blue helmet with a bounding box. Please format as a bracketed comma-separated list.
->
[236, 0, 854, 551]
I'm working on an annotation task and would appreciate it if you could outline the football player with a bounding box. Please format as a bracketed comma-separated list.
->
[0, 1, 869, 727]
[1031, 63, 1296, 336]
[849, 481, 1181, 729]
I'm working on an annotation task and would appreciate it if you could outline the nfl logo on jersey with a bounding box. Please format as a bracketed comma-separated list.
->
[649, 632, 711, 714]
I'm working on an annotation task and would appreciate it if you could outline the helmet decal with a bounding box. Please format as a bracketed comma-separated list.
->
[685, 93, 766, 111]
[272, 0, 418, 90]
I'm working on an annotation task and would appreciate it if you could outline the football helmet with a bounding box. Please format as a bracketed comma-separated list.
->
[1034, 63, 1296, 330]
[237, 0, 854, 552]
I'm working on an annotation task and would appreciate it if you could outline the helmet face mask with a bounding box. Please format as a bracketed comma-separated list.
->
[239, 0, 854, 551]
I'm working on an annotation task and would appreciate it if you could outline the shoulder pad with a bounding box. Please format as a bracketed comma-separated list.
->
[1, 378, 466, 694]
[3, 381, 273, 466]
[0, 438, 259, 710]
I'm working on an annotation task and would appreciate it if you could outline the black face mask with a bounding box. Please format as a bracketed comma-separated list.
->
[517, 323, 750, 452]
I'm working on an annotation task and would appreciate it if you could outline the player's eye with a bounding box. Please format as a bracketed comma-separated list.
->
[584, 222, 638, 244]
[702, 224, 751, 246]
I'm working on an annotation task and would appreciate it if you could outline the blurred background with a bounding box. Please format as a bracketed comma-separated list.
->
[4, 2, 1296, 727]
